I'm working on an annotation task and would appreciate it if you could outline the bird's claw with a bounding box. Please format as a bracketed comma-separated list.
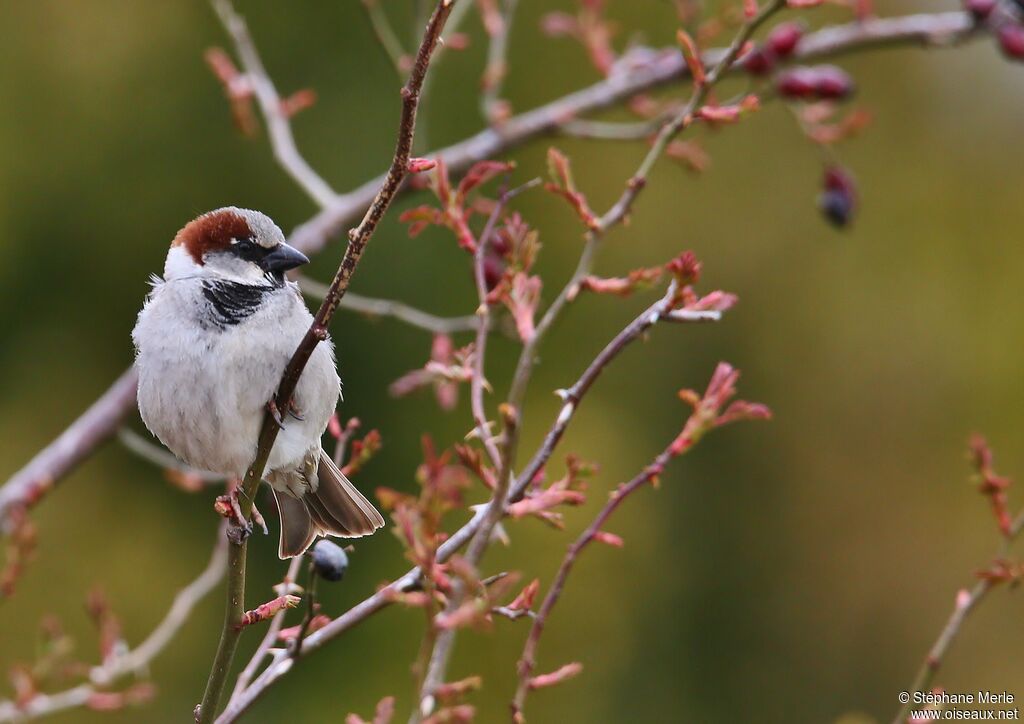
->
[266, 398, 285, 429]
[288, 400, 305, 421]
[251, 502, 269, 535]
[217, 486, 253, 543]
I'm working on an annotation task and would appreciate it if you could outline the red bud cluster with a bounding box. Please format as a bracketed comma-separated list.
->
[776, 65, 855, 101]
[741, 21, 805, 76]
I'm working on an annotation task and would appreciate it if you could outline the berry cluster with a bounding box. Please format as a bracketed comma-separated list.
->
[741, 21, 805, 75]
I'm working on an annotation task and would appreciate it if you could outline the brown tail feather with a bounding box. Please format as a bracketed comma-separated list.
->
[272, 451, 384, 559]
[307, 451, 385, 537]
[273, 488, 318, 559]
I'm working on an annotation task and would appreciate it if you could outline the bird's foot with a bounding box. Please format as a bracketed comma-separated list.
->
[216, 485, 253, 544]
[288, 400, 305, 422]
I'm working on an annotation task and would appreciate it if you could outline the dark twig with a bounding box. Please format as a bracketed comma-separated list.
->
[511, 433, 692, 718]
[228, 556, 302, 703]
[195, 3, 457, 721]
[299, 279, 480, 335]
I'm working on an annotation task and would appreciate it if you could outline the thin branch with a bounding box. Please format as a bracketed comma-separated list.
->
[0, 10, 982, 531]
[891, 508, 1024, 724]
[0, 523, 229, 723]
[362, 0, 411, 76]
[480, 0, 520, 124]
[402, 0, 793, 683]
[559, 116, 667, 141]
[414, 0, 476, 152]
[289, 561, 318, 659]
[0, 368, 137, 534]
[468, 184, 528, 470]
[511, 427, 696, 718]
[299, 277, 480, 334]
[212, 0, 337, 208]
[286, 10, 978, 257]
[415, 406, 518, 720]
[229, 556, 303, 702]
[196, 2, 457, 721]
[508, 0, 785, 428]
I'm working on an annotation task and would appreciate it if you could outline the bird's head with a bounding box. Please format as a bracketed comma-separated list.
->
[164, 207, 309, 285]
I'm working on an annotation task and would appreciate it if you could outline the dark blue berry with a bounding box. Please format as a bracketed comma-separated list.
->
[311, 540, 349, 582]
[819, 189, 854, 228]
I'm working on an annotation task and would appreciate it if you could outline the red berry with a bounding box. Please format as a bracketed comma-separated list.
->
[813, 65, 855, 100]
[964, 0, 997, 20]
[766, 21, 805, 58]
[776, 67, 817, 99]
[482, 254, 505, 291]
[742, 46, 775, 76]
[997, 24, 1024, 60]
[823, 166, 855, 194]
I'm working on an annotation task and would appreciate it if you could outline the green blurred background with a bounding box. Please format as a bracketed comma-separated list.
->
[2, 1, 1023, 722]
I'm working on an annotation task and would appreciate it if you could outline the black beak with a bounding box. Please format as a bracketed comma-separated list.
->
[260, 243, 309, 274]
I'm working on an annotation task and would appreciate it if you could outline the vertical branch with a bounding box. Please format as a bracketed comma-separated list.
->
[362, 0, 412, 75]
[229, 556, 303, 701]
[481, 0, 520, 124]
[195, 3, 458, 721]
[510, 439, 682, 718]
[212, 0, 338, 208]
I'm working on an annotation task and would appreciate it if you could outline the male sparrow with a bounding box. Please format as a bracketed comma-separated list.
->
[132, 207, 384, 557]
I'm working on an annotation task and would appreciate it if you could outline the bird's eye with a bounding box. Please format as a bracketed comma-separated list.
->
[231, 237, 265, 263]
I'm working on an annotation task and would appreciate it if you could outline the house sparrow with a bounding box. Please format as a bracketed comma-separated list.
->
[132, 207, 384, 557]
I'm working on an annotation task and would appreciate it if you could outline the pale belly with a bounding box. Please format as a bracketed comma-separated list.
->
[133, 281, 340, 477]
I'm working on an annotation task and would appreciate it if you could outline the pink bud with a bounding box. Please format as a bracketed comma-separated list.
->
[444, 32, 470, 51]
[408, 157, 437, 174]
[327, 413, 342, 439]
[592, 531, 624, 547]
[998, 24, 1024, 60]
[766, 21, 805, 58]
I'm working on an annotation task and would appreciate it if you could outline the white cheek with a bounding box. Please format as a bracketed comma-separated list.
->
[163, 245, 201, 280]
[203, 252, 267, 283]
